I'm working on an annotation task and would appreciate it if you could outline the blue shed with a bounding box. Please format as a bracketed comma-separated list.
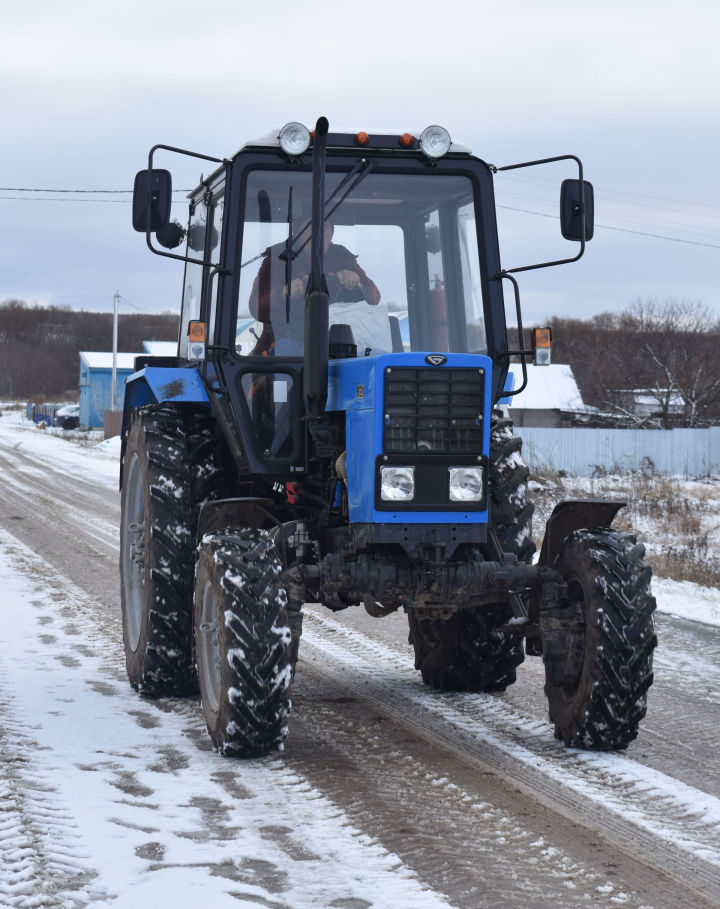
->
[79, 351, 141, 429]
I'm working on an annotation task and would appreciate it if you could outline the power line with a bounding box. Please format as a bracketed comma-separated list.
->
[0, 187, 134, 194]
[497, 204, 720, 249]
[0, 196, 131, 203]
[118, 294, 158, 315]
[2, 184, 718, 249]
[0, 186, 192, 194]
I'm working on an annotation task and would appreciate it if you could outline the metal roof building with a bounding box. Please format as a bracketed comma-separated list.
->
[79, 351, 141, 429]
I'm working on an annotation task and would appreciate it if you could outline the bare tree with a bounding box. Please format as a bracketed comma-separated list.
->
[616, 299, 720, 427]
[549, 299, 720, 427]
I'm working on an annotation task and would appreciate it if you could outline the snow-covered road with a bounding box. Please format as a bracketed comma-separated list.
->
[1, 410, 719, 908]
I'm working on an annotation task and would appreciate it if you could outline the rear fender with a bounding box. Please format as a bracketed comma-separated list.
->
[539, 499, 625, 567]
[121, 366, 209, 438]
[119, 366, 210, 490]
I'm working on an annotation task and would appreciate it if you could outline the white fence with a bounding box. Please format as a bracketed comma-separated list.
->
[517, 427, 720, 477]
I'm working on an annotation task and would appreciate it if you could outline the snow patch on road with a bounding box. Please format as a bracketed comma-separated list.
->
[302, 607, 720, 869]
[653, 576, 720, 628]
[0, 409, 119, 489]
[0, 529, 451, 908]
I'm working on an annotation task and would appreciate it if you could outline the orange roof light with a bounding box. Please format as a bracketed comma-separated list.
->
[188, 321, 207, 343]
[400, 133, 413, 147]
[531, 327, 551, 348]
[355, 131, 369, 145]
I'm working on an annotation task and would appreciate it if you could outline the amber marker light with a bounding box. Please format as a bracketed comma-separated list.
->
[355, 131, 369, 145]
[532, 327, 551, 348]
[400, 133, 413, 147]
[188, 321, 207, 343]
[531, 327, 552, 366]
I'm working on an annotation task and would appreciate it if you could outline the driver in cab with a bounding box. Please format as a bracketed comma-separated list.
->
[248, 220, 381, 355]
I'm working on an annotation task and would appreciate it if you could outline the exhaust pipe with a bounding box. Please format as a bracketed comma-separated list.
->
[304, 116, 330, 427]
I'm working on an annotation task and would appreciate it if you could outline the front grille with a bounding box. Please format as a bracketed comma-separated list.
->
[383, 367, 484, 453]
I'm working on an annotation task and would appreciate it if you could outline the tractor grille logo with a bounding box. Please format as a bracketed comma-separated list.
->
[425, 354, 447, 366]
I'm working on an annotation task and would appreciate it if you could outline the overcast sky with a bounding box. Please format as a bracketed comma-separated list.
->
[1, 0, 718, 325]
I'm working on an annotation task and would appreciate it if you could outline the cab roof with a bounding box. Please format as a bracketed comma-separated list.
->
[235, 127, 472, 157]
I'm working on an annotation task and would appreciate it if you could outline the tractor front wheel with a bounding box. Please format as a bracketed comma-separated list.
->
[194, 529, 293, 756]
[541, 529, 657, 750]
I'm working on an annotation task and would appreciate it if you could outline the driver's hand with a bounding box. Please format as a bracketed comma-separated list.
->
[288, 276, 307, 297]
[335, 269, 362, 290]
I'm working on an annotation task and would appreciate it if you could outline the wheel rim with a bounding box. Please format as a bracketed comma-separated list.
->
[122, 453, 146, 652]
[197, 579, 222, 715]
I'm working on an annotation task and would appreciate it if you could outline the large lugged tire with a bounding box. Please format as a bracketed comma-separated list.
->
[194, 529, 293, 756]
[120, 404, 222, 696]
[489, 414, 535, 563]
[541, 529, 657, 750]
[407, 417, 532, 692]
[408, 603, 523, 692]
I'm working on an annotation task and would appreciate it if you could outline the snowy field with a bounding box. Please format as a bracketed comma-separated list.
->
[1, 405, 720, 907]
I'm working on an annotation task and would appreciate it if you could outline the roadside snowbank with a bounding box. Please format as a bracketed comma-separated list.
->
[0, 407, 119, 488]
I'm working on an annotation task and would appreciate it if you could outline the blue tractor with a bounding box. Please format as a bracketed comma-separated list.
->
[121, 118, 656, 756]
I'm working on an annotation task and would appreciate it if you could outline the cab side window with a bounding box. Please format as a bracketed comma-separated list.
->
[179, 199, 208, 358]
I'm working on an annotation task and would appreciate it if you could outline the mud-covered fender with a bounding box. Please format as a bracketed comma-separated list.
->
[119, 366, 210, 490]
[538, 499, 625, 567]
[121, 366, 209, 438]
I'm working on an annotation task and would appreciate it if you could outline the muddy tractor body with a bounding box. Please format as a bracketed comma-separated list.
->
[120, 119, 656, 756]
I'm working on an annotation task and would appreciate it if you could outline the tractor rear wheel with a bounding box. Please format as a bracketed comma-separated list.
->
[120, 404, 222, 696]
[407, 416, 532, 692]
[194, 529, 293, 756]
[541, 529, 657, 750]
[407, 603, 522, 692]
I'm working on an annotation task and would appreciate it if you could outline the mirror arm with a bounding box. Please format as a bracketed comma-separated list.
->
[494, 154, 588, 275]
[144, 143, 227, 267]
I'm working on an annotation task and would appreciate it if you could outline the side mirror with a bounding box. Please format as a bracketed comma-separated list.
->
[132, 169, 172, 232]
[560, 179, 594, 242]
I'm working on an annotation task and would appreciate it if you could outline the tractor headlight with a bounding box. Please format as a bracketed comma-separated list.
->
[419, 125, 452, 159]
[278, 122, 311, 156]
[448, 466, 484, 502]
[380, 466, 415, 502]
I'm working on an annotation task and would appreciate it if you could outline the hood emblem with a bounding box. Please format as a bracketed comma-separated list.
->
[425, 354, 448, 366]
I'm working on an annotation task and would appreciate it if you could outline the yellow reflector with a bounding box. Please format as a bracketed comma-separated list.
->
[532, 327, 551, 348]
[188, 321, 206, 343]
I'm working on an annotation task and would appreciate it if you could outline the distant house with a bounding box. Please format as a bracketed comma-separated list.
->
[505, 363, 587, 428]
[616, 388, 685, 422]
[142, 340, 177, 357]
[79, 351, 141, 429]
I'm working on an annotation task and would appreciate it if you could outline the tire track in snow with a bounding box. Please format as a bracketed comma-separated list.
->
[0, 652, 103, 907]
[300, 607, 720, 904]
[0, 529, 455, 908]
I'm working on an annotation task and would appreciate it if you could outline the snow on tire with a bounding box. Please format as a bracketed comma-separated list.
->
[541, 528, 657, 750]
[194, 529, 292, 757]
[489, 414, 535, 563]
[408, 603, 524, 692]
[120, 404, 222, 697]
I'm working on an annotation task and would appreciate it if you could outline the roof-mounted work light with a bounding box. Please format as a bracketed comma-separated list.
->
[419, 125, 451, 159]
[278, 122, 311, 156]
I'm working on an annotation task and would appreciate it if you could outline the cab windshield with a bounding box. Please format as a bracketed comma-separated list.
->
[236, 167, 486, 357]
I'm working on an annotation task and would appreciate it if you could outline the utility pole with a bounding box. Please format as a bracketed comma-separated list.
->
[111, 290, 119, 411]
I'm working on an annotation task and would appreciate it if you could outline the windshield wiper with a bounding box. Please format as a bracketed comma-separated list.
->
[278, 185, 295, 323]
[285, 158, 376, 261]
